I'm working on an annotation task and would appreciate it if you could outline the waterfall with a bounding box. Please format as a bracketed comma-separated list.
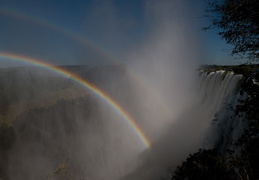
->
[199, 70, 247, 150]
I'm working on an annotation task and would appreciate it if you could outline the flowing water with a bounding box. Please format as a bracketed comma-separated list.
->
[0, 66, 252, 180]
[199, 70, 248, 151]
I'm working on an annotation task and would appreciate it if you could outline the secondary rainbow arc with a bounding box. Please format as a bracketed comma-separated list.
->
[0, 8, 118, 64]
[0, 52, 151, 149]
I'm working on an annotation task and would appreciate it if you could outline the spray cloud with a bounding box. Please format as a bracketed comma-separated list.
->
[2, 0, 211, 180]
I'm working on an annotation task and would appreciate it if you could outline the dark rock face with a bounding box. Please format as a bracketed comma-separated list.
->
[0, 124, 16, 180]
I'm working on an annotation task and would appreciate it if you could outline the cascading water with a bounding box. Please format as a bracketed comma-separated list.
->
[1, 65, 256, 180]
[117, 68, 259, 180]
[199, 70, 248, 150]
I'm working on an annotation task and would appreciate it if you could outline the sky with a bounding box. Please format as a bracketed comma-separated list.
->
[0, 0, 246, 67]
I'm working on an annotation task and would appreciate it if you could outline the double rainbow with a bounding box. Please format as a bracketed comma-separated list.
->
[0, 7, 173, 119]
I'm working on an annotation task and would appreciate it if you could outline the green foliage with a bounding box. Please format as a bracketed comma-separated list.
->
[171, 144, 255, 179]
[172, 149, 237, 180]
[44, 159, 84, 180]
[204, 0, 259, 61]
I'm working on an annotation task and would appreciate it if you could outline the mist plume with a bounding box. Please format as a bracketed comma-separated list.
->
[3, 1, 210, 180]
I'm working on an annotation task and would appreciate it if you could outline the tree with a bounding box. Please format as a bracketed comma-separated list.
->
[44, 159, 84, 180]
[204, 0, 259, 61]
[171, 149, 239, 180]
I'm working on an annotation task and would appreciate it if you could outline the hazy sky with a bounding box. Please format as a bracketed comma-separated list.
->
[0, 0, 245, 67]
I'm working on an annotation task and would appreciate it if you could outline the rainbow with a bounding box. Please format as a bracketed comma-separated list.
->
[0, 7, 117, 64]
[0, 52, 151, 148]
[0, 8, 174, 119]
[1, 7, 174, 124]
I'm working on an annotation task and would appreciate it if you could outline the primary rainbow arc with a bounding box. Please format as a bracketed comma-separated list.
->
[0, 52, 151, 149]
